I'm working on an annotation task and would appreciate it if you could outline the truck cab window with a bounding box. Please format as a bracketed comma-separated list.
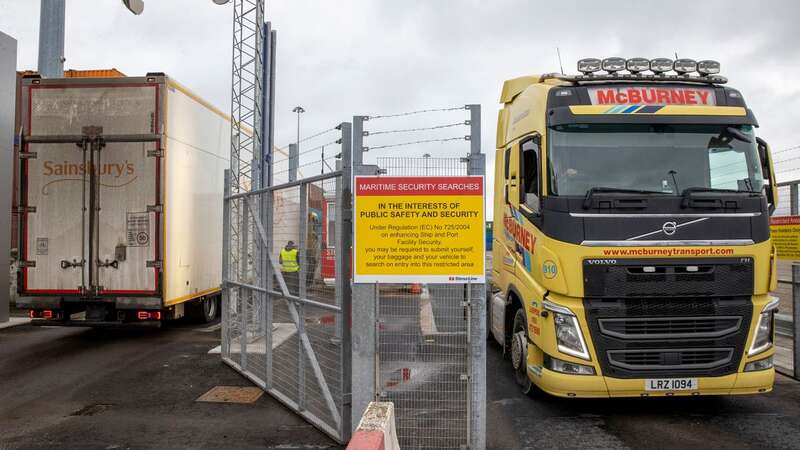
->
[520, 138, 540, 213]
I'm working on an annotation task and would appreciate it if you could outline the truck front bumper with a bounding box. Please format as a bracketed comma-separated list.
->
[531, 366, 775, 398]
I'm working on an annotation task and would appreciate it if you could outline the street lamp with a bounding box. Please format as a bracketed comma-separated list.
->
[121, 0, 145, 15]
[292, 106, 305, 148]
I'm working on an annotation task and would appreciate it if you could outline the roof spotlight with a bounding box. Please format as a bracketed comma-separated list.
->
[577, 58, 602, 75]
[649, 58, 674, 74]
[697, 60, 721, 76]
[673, 58, 698, 75]
[601, 57, 626, 73]
[626, 57, 650, 74]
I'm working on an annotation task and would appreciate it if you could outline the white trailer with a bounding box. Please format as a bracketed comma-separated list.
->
[16, 73, 229, 325]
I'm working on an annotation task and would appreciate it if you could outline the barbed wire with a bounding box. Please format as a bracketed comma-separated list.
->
[366, 136, 468, 151]
[365, 121, 467, 137]
[368, 106, 465, 120]
[770, 144, 800, 156]
[274, 126, 339, 153]
[272, 155, 337, 176]
[273, 138, 341, 164]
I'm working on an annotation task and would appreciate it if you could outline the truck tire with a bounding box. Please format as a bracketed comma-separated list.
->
[511, 308, 536, 397]
[189, 295, 219, 323]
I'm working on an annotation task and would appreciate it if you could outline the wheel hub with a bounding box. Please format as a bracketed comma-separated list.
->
[511, 331, 526, 371]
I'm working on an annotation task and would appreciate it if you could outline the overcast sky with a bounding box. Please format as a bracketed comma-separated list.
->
[2, 0, 800, 207]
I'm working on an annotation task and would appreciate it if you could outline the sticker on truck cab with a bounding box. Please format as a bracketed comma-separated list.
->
[588, 86, 716, 106]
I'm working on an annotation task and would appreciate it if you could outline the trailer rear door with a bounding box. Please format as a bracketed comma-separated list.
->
[22, 81, 161, 296]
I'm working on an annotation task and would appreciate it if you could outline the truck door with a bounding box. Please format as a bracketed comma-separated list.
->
[21, 140, 88, 294]
[501, 144, 521, 276]
[21, 82, 161, 297]
[95, 138, 159, 295]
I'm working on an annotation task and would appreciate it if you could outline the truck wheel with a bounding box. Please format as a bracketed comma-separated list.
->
[189, 295, 219, 323]
[200, 295, 219, 323]
[511, 309, 535, 397]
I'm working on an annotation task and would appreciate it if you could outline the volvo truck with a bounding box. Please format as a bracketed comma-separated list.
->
[490, 57, 779, 397]
[15, 73, 230, 325]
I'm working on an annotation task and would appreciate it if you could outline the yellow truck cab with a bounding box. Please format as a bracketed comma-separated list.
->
[490, 57, 780, 397]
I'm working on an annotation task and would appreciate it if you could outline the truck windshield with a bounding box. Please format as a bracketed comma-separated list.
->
[547, 124, 764, 196]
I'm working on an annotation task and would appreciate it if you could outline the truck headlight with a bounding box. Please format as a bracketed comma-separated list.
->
[544, 300, 591, 360]
[748, 297, 779, 357]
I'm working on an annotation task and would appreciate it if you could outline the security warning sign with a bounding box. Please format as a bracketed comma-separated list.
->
[354, 176, 485, 283]
[770, 216, 800, 260]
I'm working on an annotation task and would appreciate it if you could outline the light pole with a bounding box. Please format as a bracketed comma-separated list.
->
[37, 0, 144, 78]
[292, 106, 305, 148]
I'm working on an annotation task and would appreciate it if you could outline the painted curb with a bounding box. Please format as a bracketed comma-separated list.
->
[347, 402, 400, 450]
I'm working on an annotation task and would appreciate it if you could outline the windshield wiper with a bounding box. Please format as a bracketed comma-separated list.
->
[583, 187, 668, 209]
[680, 186, 760, 208]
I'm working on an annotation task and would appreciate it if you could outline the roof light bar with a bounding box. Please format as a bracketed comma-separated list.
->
[601, 57, 626, 73]
[697, 60, 721, 75]
[649, 58, 674, 74]
[577, 58, 601, 75]
[626, 57, 650, 74]
[673, 58, 698, 75]
[547, 57, 727, 85]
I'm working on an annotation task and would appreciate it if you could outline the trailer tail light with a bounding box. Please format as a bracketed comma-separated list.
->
[42, 310, 54, 319]
[137, 311, 162, 320]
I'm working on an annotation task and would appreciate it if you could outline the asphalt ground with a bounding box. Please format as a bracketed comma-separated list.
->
[0, 319, 342, 450]
[486, 338, 800, 450]
[3, 306, 800, 449]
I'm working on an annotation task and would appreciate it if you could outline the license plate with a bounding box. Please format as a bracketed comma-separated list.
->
[645, 378, 698, 391]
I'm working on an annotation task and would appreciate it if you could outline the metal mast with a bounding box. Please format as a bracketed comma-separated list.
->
[226, 0, 265, 297]
[229, 0, 265, 193]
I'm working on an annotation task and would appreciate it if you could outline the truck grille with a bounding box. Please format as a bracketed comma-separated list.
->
[583, 257, 753, 298]
[598, 316, 742, 339]
[607, 348, 734, 371]
[584, 297, 752, 379]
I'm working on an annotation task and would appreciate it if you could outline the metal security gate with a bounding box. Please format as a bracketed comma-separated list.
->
[221, 124, 353, 442]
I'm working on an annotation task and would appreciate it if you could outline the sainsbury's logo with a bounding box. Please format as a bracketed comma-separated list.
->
[39, 160, 139, 195]
[43, 160, 135, 178]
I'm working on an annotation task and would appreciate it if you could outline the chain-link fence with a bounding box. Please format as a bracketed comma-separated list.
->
[358, 106, 486, 449]
[222, 104, 486, 447]
[222, 124, 353, 443]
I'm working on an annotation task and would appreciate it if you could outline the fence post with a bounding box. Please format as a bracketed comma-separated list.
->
[337, 121, 354, 440]
[794, 263, 800, 380]
[289, 143, 299, 182]
[466, 103, 486, 450]
[222, 170, 232, 356]
[298, 181, 308, 410]
[350, 115, 377, 433]
[791, 184, 798, 216]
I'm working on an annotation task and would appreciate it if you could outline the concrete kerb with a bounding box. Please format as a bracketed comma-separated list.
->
[0, 317, 31, 330]
[347, 402, 400, 450]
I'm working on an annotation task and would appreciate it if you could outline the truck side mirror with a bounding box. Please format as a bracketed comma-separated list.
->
[756, 137, 777, 215]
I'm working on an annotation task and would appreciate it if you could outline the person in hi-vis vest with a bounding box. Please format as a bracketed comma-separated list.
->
[279, 241, 300, 295]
